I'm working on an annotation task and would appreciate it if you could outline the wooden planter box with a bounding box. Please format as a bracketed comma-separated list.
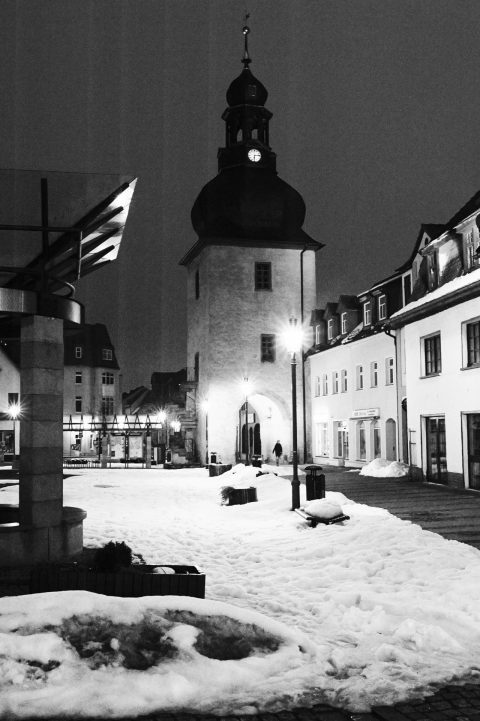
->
[226, 487, 257, 505]
[30, 564, 205, 598]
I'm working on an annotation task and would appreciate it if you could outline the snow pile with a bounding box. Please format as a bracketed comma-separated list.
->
[360, 458, 409, 478]
[303, 498, 343, 519]
[1, 467, 480, 715]
[0, 594, 314, 718]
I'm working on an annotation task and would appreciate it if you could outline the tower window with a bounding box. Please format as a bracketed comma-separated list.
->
[255, 262, 272, 291]
[247, 84, 257, 98]
[195, 269, 200, 299]
[261, 334, 276, 363]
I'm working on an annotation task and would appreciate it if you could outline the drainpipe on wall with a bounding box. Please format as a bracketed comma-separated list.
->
[300, 249, 306, 462]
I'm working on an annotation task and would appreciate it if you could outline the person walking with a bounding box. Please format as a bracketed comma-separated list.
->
[272, 441, 283, 466]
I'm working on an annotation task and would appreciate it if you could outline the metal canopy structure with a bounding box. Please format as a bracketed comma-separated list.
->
[0, 169, 137, 322]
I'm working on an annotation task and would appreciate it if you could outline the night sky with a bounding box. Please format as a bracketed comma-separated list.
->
[2, 0, 480, 392]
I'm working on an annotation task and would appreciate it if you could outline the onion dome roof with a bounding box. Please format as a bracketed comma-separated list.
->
[191, 166, 309, 243]
[226, 67, 268, 107]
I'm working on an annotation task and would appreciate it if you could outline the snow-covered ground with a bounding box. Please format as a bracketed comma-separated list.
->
[1, 464, 480, 717]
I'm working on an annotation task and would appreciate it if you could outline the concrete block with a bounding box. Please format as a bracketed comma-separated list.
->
[21, 315, 63, 344]
[19, 472, 63, 503]
[22, 394, 63, 422]
[20, 367, 63, 396]
[21, 420, 63, 448]
[21, 342, 64, 371]
[20, 447, 63, 475]
[20, 498, 63, 528]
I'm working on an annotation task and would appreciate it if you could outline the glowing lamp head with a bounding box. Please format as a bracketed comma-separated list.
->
[283, 318, 304, 355]
[8, 402, 21, 420]
[156, 410, 167, 424]
[201, 399, 209, 413]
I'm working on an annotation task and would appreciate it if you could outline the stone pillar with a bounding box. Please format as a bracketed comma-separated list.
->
[101, 435, 108, 468]
[146, 433, 152, 469]
[19, 316, 64, 528]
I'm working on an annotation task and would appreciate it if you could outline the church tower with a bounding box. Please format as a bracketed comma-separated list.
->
[180, 24, 323, 465]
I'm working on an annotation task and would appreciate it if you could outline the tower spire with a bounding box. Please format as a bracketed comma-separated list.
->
[242, 14, 251, 67]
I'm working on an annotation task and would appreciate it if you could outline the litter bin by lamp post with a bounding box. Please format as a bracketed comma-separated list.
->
[304, 465, 325, 501]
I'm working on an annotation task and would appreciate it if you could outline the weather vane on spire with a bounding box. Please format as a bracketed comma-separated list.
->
[242, 12, 251, 66]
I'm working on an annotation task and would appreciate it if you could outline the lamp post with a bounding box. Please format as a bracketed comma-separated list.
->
[8, 401, 21, 465]
[241, 377, 251, 465]
[283, 318, 303, 510]
[201, 400, 209, 466]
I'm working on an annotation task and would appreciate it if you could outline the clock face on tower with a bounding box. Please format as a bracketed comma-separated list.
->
[247, 148, 262, 163]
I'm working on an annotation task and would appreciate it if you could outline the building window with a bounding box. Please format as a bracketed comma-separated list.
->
[378, 294, 387, 321]
[370, 361, 378, 387]
[466, 320, 480, 366]
[386, 357, 395, 384]
[75, 346, 82, 359]
[261, 334, 275, 363]
[8, 392, 18, 406]
[255, 262, 272, 291]
[424, 335, 441, 376]
[373, 420, 381, 458]
[341, 369, 348, 392]
[358, 421, 366, 460]
[341, 312, 347, 334]
[322, 373, 328, 395]
[363, 301, 372, 326]
[102, 348, 113, 361]
[75, 396, 82, 413]
[315, 325, 321, 345]
[332, 371, 339, 394]
[327, 319, 334, 340]
[356, 365, 364, 390]
[75, 371, 82, 384]
[315, 422, 329, 457]
[102, 396, 114, 415]
[315, 376, 321, 397]
[195, 269, 200, 299]
[102, 371, 114, 385]
[194, 352, 199, 382]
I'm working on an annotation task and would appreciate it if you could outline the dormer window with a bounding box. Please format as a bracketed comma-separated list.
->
[378, 294, 387, 321]
[315, 325, 321, 345]
[327, 319, 334, 340]
[341, 312, 347, 334]
[102, 349, 113, 361]
[75, 346, 82, 359]
[363, 301, 372, 326]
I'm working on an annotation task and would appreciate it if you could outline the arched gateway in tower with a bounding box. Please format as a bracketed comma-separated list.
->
[180, 26, 323, 466]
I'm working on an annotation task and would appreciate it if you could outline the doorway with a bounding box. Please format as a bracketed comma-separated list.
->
[467, 414, 480, 490]
[385, 418, 397, 461]
[240, 403, 261, 461]
[425, 416, 447, 484]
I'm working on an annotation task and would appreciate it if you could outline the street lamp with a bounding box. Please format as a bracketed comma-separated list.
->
[240, 377, 251, 465]
[8, 401, 21, 464]
[283, 318, 304, 510]
[201, 399, 209, 466]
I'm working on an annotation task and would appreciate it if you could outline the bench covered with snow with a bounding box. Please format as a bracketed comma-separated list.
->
[294, 498, 350, 528]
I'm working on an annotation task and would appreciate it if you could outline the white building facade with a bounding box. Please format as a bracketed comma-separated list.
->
[308, 327, 397, 468]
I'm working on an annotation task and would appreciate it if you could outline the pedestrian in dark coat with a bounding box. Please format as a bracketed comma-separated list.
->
[272, 441, 283, 466]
